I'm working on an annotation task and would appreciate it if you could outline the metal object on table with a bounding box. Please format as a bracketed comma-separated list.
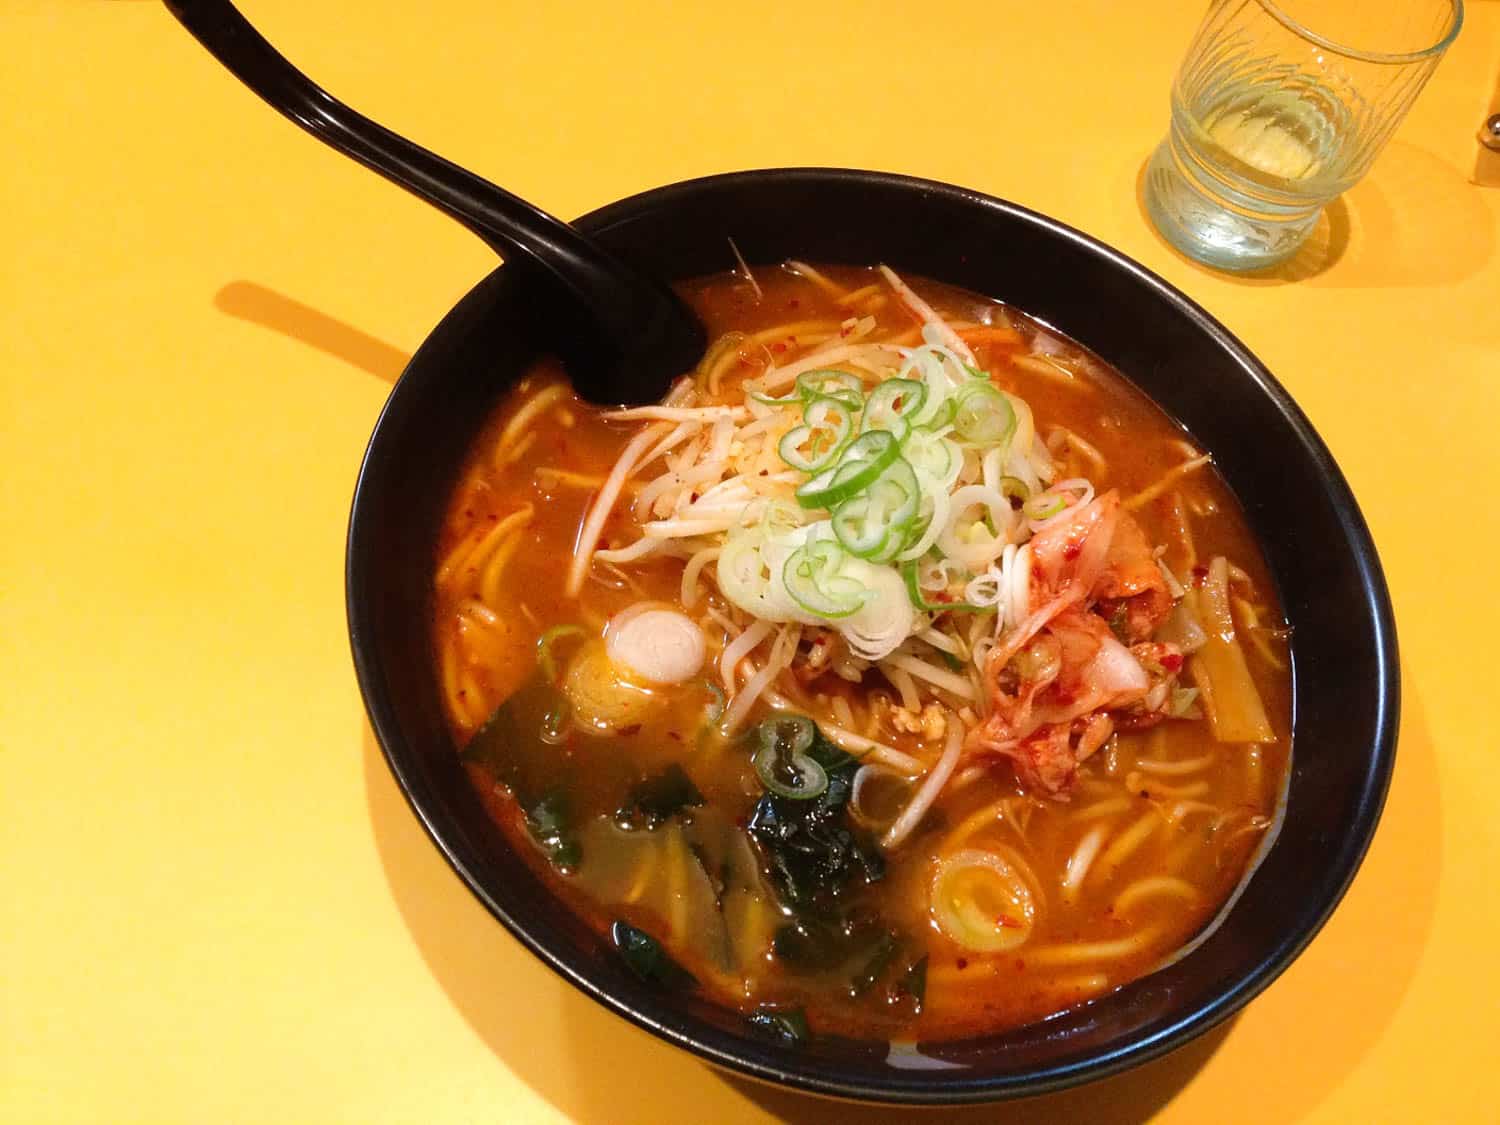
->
[1481, 113, 1500, 152]
[1476, 79, 1500, 187]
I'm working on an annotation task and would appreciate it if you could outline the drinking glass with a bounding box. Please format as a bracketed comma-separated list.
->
[1144, 0, 1463, 270]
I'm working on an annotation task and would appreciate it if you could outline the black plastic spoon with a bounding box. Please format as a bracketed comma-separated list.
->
[164, 0, 705, 405]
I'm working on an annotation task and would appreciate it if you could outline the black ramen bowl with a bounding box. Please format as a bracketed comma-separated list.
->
[347, 169, 1397, 1104]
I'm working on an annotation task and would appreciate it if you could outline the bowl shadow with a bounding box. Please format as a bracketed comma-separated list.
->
[716, 1025, 1234, 1125]
[358, 661, 1439, 1122]
[223, 278, 1438, 1119]
[358, 724, 1227, 1122]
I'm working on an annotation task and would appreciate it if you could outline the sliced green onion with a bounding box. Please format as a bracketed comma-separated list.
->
[537, 624, 587, 683]
[1024, 492, 1067, 520]
[749, 370, 864, 408]
[778, 395, 854, 472]
[895, 484, 951, 563]
[702, 681, 726, 723]
[783, 539, 871, 618]
[899, 508, 932, 556]
[903, 429, 959, 488]
[952, 381, 1016, 445]
[753, 714, 828, 800]
[939, 484, 1014, 570]
[901, 347, 960, 430]
[795, 369, 865, 409]
[916, 396, 958, 432]
[831, 457, 920, 562]
[999, 476, 1030, 505]
[758, 498, 805, 537]
[748, 386, 803, 406]
[900, 560, 986, 614]
[860, 378, 926, 436]
[716, 528, 778, 619]
[759, 713, 816, 757]
[931, 849, 1036, 952]
[795, 430, 901, 510]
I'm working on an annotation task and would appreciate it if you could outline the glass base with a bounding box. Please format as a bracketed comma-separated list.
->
[1144, 140, 1321, 272]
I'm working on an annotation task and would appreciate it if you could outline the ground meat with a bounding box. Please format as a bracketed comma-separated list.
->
[886, 701, 948, 741]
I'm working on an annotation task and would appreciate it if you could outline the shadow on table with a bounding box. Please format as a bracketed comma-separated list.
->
[358, 664, 1441, 1124]
[214, 281, 409, 383]
[1134, 141, 1494, 288]
[718, 1024, 1234, 1125]
[357, 726, 1231, 1124]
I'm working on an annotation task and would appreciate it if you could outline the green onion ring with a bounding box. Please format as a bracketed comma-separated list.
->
[752, 714, 827, 800]
[795, 430, 901, 510]
[778, 395, 855, 472]
[537, 624, 587, 683]
[831, 457, 920, 562]
[783, 539, 870, 618]
[860, 378, 926, 435]
[952, 381, 1016, 446]
[900, 561, 987, 614]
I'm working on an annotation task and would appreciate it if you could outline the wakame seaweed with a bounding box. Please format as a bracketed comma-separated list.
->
[525, 789, 580, 870]
[458, 696, 527, 788]
[615, 763, 704, 831]
[611, 921, 697, 990]
[459, 675, 637, 871]
[461, 683, 582, 870]
[745, 723, 884, 912]
[746, 1005, 810, 1047]
[848, 931, 902, 998]
[746, 716, 916, 1011]
[771, 915, 868, 971]
[900, 955, 928, 1014]
[771, 915, 906, 1003]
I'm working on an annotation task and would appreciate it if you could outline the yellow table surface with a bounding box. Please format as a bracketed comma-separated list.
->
[5, 2, 1497, 1121]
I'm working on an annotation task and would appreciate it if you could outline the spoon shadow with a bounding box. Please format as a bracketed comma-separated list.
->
[214, 281, 410, 383]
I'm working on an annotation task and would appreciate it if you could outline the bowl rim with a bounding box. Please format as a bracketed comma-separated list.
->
[346, 166, 1399, 1104]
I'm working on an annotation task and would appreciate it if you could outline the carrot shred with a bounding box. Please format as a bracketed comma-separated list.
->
[957, 325, 1025, 348]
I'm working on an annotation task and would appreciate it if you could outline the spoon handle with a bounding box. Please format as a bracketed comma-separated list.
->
[164, 0, 701, 400]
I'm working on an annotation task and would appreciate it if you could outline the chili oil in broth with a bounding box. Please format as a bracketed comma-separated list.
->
[431, 265, 1292, 1042]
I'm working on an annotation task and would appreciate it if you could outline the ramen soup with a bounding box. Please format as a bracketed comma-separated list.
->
[433, 263, 1291, 1043]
